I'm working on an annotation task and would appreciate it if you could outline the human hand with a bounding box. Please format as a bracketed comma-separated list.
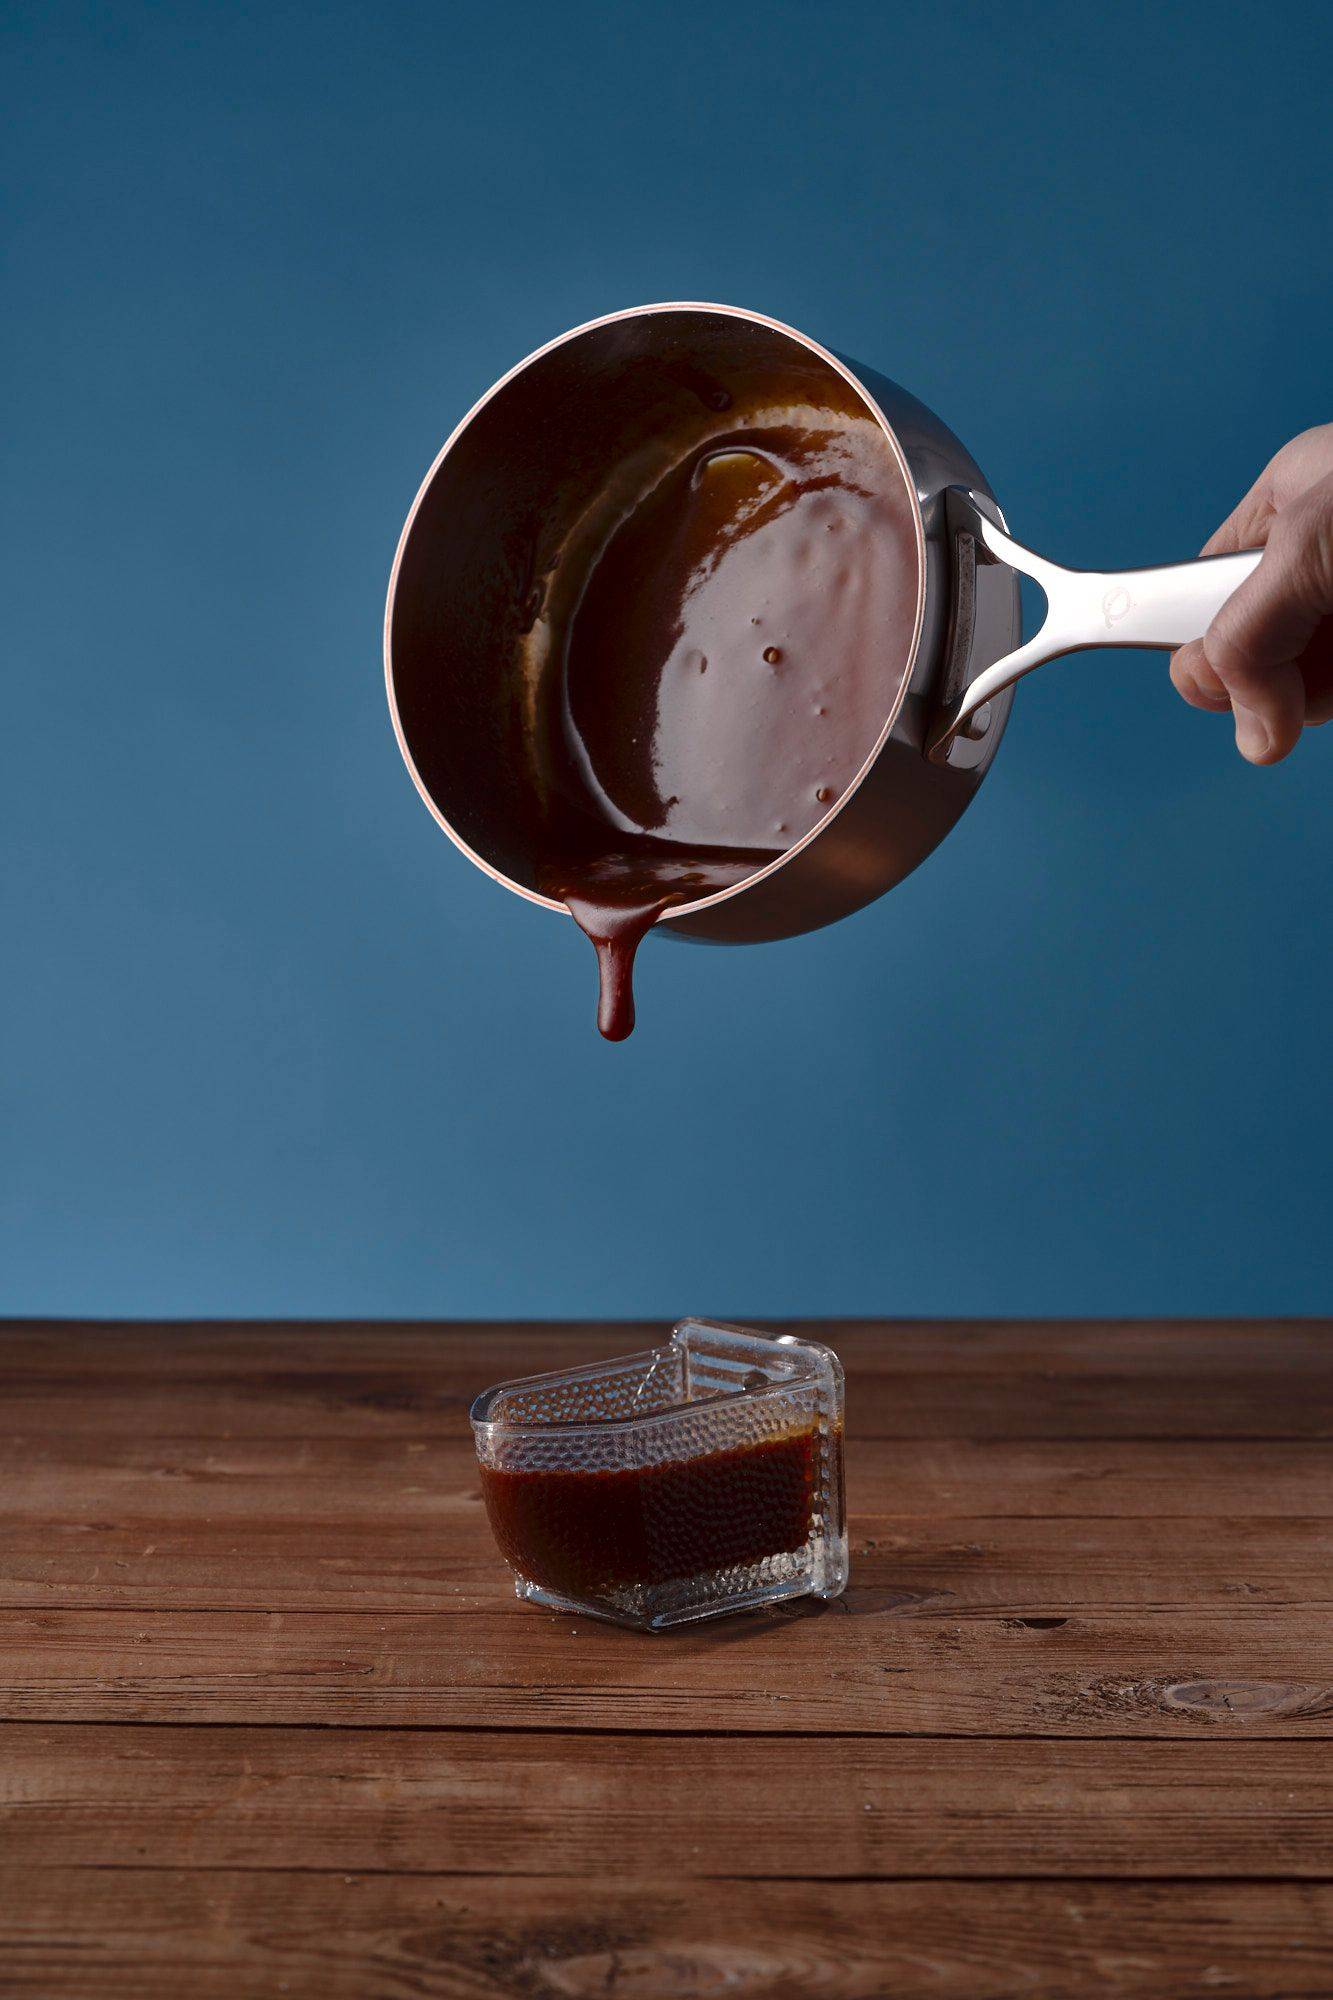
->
[1170, 424, 1333, 763]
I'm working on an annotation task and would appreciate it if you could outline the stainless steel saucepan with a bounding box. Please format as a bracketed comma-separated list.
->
[385, 302, 1258, 944]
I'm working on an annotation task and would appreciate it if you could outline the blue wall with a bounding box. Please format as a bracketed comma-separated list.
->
[3, 0, 1329, 1319]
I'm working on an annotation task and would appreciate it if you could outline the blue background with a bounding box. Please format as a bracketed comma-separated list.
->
[3, 0, 1330, 1320]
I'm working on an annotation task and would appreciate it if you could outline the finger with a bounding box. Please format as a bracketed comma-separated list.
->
[1206, 495, 1333, 664]
[1199, 514, 1329, 760]
[1170, 638, 1230, 709]
[1201, 504, 1272, 559]
[1224, 663, 1304, 763]
[1200, 479, 1277, 558]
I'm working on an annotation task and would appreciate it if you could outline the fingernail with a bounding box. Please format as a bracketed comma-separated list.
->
[1233, 703, 1272, 763]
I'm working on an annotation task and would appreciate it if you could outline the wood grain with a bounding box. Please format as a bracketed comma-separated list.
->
[4, 1606, 1332, 1734]
[6, 1431, 1333, 1519]
[4, 1429, 1330, 1618]
[10, 1592, 1328, 1736]
[2, 1871, 1330, 1999]
[5, 1318, 1331, 1438]
[4, 1725, 1332, 1878]
[4, 1508, 1328, 1611]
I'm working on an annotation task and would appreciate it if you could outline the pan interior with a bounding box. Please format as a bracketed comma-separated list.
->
[387, 307, 924, 906]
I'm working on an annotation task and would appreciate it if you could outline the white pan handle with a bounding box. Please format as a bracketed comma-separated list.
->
[929, 496, 1262, 758]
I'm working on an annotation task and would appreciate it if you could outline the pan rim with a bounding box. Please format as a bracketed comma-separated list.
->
[382, 299, 928, 923]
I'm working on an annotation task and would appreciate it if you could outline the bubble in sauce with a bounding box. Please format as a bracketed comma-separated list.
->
[763, 646, 782, 666]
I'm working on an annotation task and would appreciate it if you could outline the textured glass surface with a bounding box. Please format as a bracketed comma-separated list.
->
[471, 1320, 847, 1630]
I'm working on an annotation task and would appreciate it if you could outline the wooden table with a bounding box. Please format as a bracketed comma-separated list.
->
[2, 1319, 1331, 1997]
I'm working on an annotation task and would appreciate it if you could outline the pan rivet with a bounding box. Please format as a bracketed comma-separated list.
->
[960, 701, 993, 741]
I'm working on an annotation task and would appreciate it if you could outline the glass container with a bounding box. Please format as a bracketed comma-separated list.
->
[470, 1319, 847, 1630]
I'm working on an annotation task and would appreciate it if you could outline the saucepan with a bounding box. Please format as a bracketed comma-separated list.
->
[384, 302, 1258, 945]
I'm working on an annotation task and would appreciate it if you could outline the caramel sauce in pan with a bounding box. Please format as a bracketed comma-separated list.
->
[538, 410, 919, 1038]
[479, 1425, 821, 1599]
[537, 845, 758, 1041]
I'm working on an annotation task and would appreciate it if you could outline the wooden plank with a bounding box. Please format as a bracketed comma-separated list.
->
[5, 1433, 1333, 1522]
[4, 1320, 1330, 1439]
[1, 1870, 1331, 1999]
[3, 1726, 1331, 1878]
[6, 1318, 1330, 1379]
[3, 1506, 1328, 1611]
[2, 1606, 1331, 1734]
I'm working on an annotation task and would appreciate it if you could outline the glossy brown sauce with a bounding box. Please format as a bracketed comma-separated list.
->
[536, 408, 920, 1038]
[479, 1425, 821, 1600]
